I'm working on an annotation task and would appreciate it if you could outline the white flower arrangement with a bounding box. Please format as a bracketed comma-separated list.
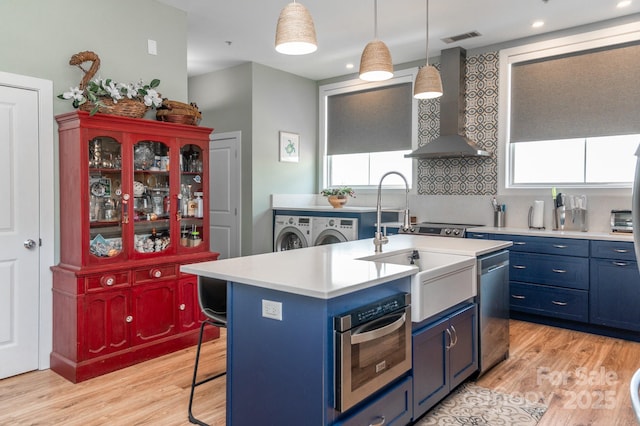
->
[59, 78, 162, 116]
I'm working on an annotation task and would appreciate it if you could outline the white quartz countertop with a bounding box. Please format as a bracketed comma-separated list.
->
[181, 235, 511, 299]
[273, 205, 402, 213]
[468, 226, 634, 242]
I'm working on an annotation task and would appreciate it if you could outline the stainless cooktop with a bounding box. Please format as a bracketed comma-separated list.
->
[399, 222, 483, 238]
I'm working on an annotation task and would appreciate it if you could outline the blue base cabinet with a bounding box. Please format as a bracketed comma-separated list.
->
[469, 232, 640, 340]
[412, 303, 478, 421]
[333, 376, 413, 426]
[488, 234, 589, 323]
[226, 277, 411, 426]
[590, 241, 640, 332]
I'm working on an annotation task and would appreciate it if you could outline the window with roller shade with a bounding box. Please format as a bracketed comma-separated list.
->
[506, 36, 640, 187]
[320, 75, 416, 188]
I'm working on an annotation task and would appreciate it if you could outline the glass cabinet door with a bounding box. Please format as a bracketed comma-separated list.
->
[178, 144, 205, 249]
[132, 140, 172, 254]
[88, 136, 124, 259]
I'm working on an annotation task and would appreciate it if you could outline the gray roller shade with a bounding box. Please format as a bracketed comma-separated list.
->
[510, 41, 640, 143]
[327, 82, 412, 155]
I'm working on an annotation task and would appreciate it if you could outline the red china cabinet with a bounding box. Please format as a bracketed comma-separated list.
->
[51, 111, 219, 383]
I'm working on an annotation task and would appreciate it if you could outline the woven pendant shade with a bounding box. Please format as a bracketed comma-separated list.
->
[275, 2, 317, 55]
[414, 0, 443, 99]
[359, 40, 394, 81]
[413, 65, 443, 99]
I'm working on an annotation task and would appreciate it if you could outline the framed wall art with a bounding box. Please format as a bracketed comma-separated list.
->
[279, 131, 299, 163]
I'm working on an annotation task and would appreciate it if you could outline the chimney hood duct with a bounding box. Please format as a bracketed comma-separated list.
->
[406, 47, 491, 159]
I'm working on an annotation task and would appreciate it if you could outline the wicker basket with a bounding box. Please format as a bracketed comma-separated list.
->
[79, 98, 149, 119]
[156, 100, 202, 125]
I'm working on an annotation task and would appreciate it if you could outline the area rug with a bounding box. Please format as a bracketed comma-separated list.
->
[415, 382, 548, 426]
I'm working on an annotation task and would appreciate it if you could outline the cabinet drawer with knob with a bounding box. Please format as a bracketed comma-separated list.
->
[134, 264, 177, 283]
[510, 252, 589, 290]
[85, 272, 130, 292]
[510, 282, 588, 322]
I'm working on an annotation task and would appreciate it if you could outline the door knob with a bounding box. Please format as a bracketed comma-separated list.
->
[24, 239, 37, 250]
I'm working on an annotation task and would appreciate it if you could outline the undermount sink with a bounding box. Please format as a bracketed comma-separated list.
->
[360, 250, 477, 323]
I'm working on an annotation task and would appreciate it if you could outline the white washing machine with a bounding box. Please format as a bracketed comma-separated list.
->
[273, 215, 313, 251]
[313, 217, 358, 246]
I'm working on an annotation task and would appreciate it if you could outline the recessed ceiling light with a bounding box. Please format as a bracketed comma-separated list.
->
[532, 20, 545, 28]
[617, 0, 632, 8]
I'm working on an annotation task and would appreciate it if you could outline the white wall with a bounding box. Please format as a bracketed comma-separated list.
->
[0, 0, 188, 262]
[189, 63, 318, 255]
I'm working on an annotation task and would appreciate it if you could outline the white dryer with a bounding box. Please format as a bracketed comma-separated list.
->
[273, 215, 313, 251]
[313, 217, 358, 246]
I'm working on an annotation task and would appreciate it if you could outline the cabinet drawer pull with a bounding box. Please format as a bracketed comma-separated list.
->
[614, 249, 630, 253]
[472, 234, 486, 238]
[552, 268, 567, 273]
[551, 301, 568, 306]
[512, 294, 526, 299]
[513, 265, 527, 269]
[179, 304, 186, 311]
[150, 268, 162, 278]
[513, 242, 526, 245]
[126, 315, 133, 323]
[369, 416, 386, 426]
[552, 244, 568, 249]
[612, 261, 629, 267]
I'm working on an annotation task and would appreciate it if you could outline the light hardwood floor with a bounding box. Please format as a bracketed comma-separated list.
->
[1, 321, 639, 425]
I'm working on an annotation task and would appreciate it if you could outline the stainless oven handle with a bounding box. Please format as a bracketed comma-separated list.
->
[350, 312, 406, 345]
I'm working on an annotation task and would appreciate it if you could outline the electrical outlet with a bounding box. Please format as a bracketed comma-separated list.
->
[262, 299, 282, 321]
[147, 39, 157, 55]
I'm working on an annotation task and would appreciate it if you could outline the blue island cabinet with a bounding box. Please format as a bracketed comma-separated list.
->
[411, 303, 478, 420]
[226, 277, 411, 426]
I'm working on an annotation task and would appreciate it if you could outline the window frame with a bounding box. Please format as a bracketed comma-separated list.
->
[318, 69, 419, 194]
[498, 22, 640, 195]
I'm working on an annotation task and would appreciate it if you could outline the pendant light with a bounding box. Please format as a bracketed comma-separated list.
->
[359, 0, 393, 81]
[413, 0, 443, 99]
[275, 1, 318, 55]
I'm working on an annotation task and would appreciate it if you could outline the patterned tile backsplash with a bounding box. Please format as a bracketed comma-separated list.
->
[417, 52, 499, 195]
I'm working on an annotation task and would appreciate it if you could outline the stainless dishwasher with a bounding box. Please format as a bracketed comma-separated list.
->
[477, 250, 510, 375]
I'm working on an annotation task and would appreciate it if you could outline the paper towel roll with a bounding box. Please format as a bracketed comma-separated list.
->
[532, 200, 544, 228]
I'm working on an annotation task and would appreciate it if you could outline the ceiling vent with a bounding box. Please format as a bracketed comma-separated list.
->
[441, 31, 482, 44]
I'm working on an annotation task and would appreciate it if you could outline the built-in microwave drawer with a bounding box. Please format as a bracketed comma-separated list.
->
[510, 252, 589, 290]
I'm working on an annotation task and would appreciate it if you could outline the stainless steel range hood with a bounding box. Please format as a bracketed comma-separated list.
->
[406, 47, 491, 159]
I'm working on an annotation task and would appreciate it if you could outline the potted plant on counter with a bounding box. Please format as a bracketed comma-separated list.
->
[320, 187, 355, 208]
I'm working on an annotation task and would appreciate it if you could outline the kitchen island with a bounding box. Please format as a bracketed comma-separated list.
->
[182, 235, 510, 425]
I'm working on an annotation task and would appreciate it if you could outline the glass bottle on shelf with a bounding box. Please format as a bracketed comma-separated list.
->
[194, 192, 204, 218]
[189, 225, 202, 247]
[88, 136, 123, 259]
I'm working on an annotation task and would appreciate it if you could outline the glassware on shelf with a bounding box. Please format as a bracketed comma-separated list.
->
[134, 142, 155, 170]
[189, 225, 202, 247]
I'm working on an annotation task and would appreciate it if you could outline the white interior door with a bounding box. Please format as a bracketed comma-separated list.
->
[210, 131, 241, 259]
[0, 85, 41, 378]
